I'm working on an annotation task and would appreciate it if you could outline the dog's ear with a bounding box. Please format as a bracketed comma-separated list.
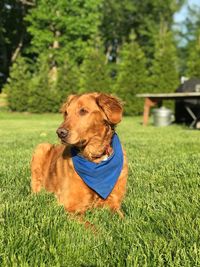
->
[60, 94, 77, 113]
[96, 93, 123, 125]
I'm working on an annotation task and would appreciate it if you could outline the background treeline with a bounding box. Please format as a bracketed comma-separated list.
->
[1, 0, 200, 114]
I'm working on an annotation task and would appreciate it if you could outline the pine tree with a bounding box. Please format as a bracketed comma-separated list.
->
[150, 23, 179, 93]
[28, 54, 53, 113]
[114, 32, 148, 115]
[187, 30, 200, 78]
[79, 42, 112, 93]
[56, 58, 80, 102]
[28, 54, 80, 113]
[3, 57, 31, 111]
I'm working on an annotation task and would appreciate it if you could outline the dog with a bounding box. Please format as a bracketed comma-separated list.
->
[31, 93, 128, 219]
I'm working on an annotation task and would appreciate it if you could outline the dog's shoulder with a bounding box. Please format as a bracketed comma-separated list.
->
[48, 143, 71, 162]
[51, 144, 73, 167]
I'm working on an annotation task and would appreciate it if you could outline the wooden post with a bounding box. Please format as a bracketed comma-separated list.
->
[143, 98, 159, 126]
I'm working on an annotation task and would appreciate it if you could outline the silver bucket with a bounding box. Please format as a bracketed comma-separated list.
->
[152, 107, 173, 127]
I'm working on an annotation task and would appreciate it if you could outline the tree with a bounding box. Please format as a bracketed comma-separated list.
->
[28, 54, 55, 113]
[4, 52, 80, 113]
[0, 0, 32, 90]
[150, 23, 179, 94]
[25, 0, 102, 64]
[79, 42, 112, 94]
[187, 31, 200, 78]
[114, 33, 148, 115]
[100, 0, 185, 62]
[2, 0, 187, 113]
[183, 5, 200, 78]
[56, 58, 80, 102]
[0, 0, 185, 93]
[3, 56, 31, 111]
[28, 54, 79, 113]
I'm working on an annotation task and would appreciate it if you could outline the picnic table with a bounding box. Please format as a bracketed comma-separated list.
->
[137, 92, 200, 126]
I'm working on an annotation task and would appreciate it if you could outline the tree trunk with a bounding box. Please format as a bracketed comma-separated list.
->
[11, 35, 24, 62]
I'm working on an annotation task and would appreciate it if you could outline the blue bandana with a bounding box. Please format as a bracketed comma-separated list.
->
[71, 134, 124, 199]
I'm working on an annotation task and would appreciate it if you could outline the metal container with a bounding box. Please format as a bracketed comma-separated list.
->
[152, 107, 173, 127]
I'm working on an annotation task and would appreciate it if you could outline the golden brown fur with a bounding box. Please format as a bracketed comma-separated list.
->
[31, 93, 128, 217]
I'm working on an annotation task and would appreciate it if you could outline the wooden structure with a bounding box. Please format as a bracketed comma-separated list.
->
[137, 92, 200, 126]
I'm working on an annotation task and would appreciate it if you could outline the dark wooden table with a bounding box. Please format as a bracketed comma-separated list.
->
[137, 92, 200, 126]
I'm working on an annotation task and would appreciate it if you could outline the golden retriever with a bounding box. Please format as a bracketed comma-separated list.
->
[31, 93, 128, 219]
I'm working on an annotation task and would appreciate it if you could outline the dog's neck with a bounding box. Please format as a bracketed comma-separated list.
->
[77, 131, 114, 163]
[84, 144, 113, 163]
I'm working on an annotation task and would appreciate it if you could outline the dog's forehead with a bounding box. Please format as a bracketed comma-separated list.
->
[69, 94, 98, 110]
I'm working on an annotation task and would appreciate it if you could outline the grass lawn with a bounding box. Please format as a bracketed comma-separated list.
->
[0, 112, 200, 266]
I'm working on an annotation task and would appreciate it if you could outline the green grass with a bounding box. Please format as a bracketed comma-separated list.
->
[0, 112, 200, 267]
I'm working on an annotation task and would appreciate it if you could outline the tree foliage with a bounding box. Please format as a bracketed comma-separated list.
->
[101, 0, 185, 60]
[25, 0, 102, 63]
[150, 22, 179, 93]
[2, 0, 194, 115]
[187, 31, 200, 78]
[184, 5, 200, 78]
[79, 41, 112, 94]
[4, 53, 79, 113]
[4, 56, 31, 111]
[115, 33, 149, 115]
[0, 0, 30, 88]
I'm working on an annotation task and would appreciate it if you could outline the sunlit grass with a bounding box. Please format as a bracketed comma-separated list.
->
[0, 112, 200, 266]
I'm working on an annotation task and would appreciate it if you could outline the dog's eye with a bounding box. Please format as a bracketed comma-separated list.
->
[64, 111, 68, 117]
[79, 108, 88, 116]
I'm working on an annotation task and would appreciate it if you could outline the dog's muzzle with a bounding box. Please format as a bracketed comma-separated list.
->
[56, 128, 69, 140]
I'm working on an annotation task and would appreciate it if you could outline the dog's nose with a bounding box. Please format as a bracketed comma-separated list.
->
[56, 128, 68, 139]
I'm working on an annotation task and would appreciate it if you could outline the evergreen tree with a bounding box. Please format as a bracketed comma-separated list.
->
[79, 42, 112, 93]
[150, 23, 179, 93]
[4, 56, 31, 111]
[56, 58, 80, 101]
[28, 54, 79, 113]
[187, 30, 200, 78]
[5, 49, 80, 113]
[114, 33, 148, 115]
[28, 54, 54, 113]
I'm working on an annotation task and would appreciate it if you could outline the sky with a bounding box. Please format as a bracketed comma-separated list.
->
[174, 0, 200, 23]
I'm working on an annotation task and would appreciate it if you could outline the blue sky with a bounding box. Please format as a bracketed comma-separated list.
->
[174, 0, 200, 23]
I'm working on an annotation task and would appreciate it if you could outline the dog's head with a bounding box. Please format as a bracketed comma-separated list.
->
[56, 93, 123, 157]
